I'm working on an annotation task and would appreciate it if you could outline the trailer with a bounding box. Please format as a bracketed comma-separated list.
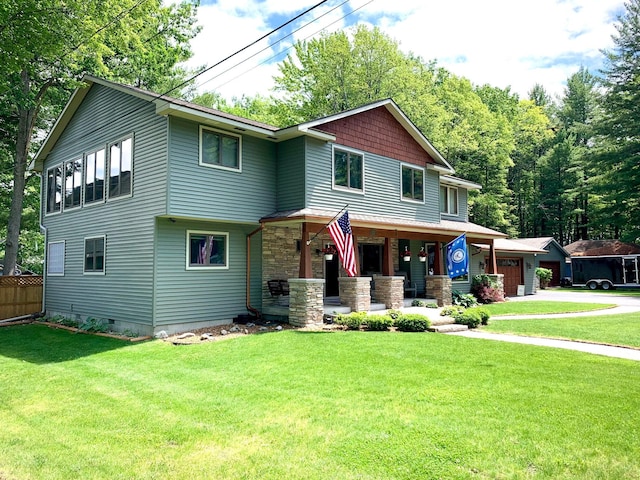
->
[571, 255, 640, 290]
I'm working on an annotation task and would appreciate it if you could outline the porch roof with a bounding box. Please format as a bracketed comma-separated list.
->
[261, 208, 507, 240]
[472, 238, 548, 254]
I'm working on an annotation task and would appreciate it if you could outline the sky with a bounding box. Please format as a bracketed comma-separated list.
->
[179, 0, 626, 102]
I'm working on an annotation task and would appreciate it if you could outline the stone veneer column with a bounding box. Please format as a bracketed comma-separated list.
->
[426, 275, 452, 307]
[288, 278, 325, 327]
[338, 277, 372, 312]
[372, 275, 404, 309]
[485, 274, 505, 298]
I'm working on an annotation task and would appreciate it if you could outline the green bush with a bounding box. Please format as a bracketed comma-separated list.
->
[455, 310, 482, 329]
[467, 307, 491, 325]
[536, 267, 553, 288]
[335, 312, 367, 330]
[365, 314, 394, 331]
[394, 314, 430, 332]
[441, 306, 465, 319]
[386, 309, 401, 320]
[79, 317, 109, 333]
[49, 315, 79, 328]
[452, 290, 478, 308]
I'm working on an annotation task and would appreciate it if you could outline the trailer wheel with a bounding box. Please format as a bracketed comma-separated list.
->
[601, 282, 612, 290]
[587, 281, 598, 290]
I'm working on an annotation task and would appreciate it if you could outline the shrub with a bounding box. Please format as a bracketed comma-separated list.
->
[49, 315, 79, 328]
[411, 299, 426, 307]
[455, 310, 482, 329]
[441, 306, 465, 319]
[386, 309, 401, 320]
[79, 317, 109, 333]
[536, 267, 553, 289]
[467, 307, 491, 325]
[365, 314, 394, 331]
[452, 290, 478, 308]
[471, 275, 505, 303]
[394, 314, 430, 332]
[335, 312, 367, 330]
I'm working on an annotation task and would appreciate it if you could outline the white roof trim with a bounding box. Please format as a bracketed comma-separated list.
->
[440, 175, 482, 190]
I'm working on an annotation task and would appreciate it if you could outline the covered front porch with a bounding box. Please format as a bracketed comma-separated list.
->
[258, 209, 505, 326]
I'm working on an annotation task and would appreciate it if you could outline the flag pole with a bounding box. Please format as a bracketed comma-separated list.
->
[306, 204, 349, 245]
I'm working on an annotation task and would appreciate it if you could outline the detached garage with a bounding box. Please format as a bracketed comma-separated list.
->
[513, 237, 571, 287]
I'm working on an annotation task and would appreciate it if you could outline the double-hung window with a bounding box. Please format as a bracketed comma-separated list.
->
[64, 158, 83, 210]
[84, 148, 106, 204]
[401, 164, 424, 202]
[187, 230, 229, 270]
[333, 147, 363, 192]
[47, 241, 65, 276]
[84, 236, 105, 274]
[440, 185, 458, 215]
[46, 165, 62, 214]
[109, 137, 132, 199]
[200, 126, 241, 171]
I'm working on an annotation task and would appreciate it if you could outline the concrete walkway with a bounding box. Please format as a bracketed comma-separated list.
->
[447, 290, 640, 361]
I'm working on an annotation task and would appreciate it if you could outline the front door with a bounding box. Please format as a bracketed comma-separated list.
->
[325, 255, 339, 296]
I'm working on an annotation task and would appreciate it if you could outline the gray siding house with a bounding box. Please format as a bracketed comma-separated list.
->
[33, 76, 507, 335]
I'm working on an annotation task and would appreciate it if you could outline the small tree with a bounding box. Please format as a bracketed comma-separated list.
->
[536, 267, 553, 289]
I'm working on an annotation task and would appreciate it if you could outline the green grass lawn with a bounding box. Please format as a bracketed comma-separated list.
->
[482, 301, 616, 316]
[482, 312, 640, 348]
[1, 324, 639, 479]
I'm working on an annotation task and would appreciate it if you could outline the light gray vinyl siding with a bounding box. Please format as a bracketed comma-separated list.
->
[154, 219, 261, 326]
[167, 117, 277, 221]
[305, 138, 441, 222]
[42, 84, 168, 327]
[276, 137, 305, 210]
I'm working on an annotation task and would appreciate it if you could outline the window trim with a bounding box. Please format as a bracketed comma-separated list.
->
[199, 126, 242, 173]
[63, 157, 83, 211]
[83, 235, 106, 276]
[107, 135, 134, 202]
[46, 241, 65, 277]
[83, 146, 107, 207]
[186, 230, 230, 271]
[45, 164, 63, 216]
[400, 163, 425, 204]
[440, 185, 459, 216]
[332, 145, 365, 194]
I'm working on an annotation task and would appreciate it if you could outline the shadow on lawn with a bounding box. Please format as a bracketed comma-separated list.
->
[0, 323, 140, 364]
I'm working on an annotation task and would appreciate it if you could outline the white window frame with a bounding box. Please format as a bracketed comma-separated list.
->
[332, 145, 365, 194]
[199, 126, 242, 173]
[47, 241, 65, 276]
[186, 230, 229, 270]
[84, 146, 107, 207]
[400, 163, 425, 204]
[83, 235, 106, 275]
[440, 185, 459, 216]
[45, 164, 63, 216]
[63, 157, 83, 211]
[107, 135, 134, 202]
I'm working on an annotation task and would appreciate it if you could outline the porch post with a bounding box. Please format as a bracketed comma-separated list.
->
[487, 239, 497, 274]
[433, 241, 443, 275]
[352, 234, 361, 276]
[382, 237, 393, 276]
[298, 222, 312, 278]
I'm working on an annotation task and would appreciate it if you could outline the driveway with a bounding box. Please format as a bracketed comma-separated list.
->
[508, 288, 640, 308]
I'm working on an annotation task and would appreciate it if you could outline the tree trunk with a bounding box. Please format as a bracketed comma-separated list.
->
[4, 71, 36, 275]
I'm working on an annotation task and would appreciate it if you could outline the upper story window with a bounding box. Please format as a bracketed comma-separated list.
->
[84, 148, 106, 205]
[440, 185, 458, 215]
[187, 230, 229, 270]
[401, 164, 424, 202]
[46, 165, 62, 215]
[84, 235, 105, 274]
[333, 147, 364, 192]
[64, 158, 83, 210]
[109, 137, 132, 199]
[200, 126, 241, 171]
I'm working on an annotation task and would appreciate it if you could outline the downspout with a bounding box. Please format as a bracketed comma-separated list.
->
[39, 171, 47, 317]
[246, 223, 264, 318]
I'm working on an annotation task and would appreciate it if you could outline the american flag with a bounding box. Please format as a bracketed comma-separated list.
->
[327, 211, 357, 277]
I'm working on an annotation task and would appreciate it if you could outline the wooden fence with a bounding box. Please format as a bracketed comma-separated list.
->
[0, 275, 43, 320]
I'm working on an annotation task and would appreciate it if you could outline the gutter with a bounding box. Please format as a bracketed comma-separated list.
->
[246, 223, 264, 318]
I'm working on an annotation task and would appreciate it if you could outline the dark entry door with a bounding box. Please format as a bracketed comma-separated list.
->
[325, 255, 339, 296]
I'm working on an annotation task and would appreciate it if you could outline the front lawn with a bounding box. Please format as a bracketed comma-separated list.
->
[1, 324, 639, 479]
[482, 312, 640, 348]
[482, 301, 616, 316]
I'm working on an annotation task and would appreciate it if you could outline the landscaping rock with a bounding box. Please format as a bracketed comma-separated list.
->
[177, 332, 195, 339]
[200, 333, 215, 341]
[220, 329, 229, 336]
[155, 330, 168, 339]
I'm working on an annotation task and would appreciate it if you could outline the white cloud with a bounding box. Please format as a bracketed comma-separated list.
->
[180, 0, 625, 101]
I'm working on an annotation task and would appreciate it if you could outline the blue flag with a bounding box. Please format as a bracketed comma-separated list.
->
[446, 233, 468, 279]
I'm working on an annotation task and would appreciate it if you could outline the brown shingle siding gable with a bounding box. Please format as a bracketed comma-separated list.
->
[315, 106, 436, 166]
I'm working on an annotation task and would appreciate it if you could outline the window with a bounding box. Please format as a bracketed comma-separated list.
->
[200, 126, 241, 171]
[187, 230, 228, 270]
[401, 164, 424, 202]
[440, 185, 458, 215]
[84, 148, 105, 204]
[109, 137, 132, 199]
[63, 158, 83, 210]
[84, 236, 105, 274]
[47, 241, 65, 276]
[333, 147, 363, 192]
[46, 165, 62, 214]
